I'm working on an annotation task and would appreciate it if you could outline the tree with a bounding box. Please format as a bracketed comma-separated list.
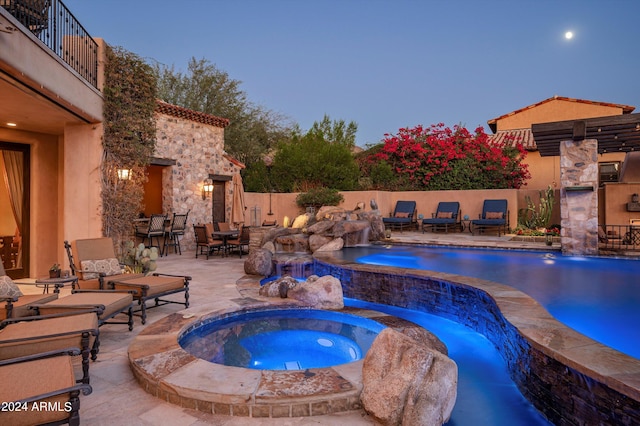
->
[153, 58, 291, 166]
[358, 124, 530, 190]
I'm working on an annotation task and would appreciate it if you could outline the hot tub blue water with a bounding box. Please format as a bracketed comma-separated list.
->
[342, 245, 640, 359]
[179, 309, 384, 370]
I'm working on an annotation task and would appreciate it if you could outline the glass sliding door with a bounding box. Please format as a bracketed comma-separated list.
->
[0, 143, 30, 278]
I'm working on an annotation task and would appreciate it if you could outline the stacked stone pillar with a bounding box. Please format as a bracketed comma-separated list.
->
[560, 139, 598, 255]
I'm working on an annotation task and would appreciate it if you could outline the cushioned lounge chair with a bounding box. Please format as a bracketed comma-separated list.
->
[471, 199, 509, 236]
[0, 262, 58, 320]
[65, 238, 191, 325]
[422, 202, 461, 233]
[0, 311, 100, 385]
[383, 201, 417, 232]
[0, 348, 92, 426]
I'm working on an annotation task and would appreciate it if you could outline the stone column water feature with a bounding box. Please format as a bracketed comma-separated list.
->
[560, 139, 598, 255]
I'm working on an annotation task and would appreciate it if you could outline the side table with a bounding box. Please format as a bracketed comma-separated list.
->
[35, 275, 79, 294]
[461, 220, 472, 233]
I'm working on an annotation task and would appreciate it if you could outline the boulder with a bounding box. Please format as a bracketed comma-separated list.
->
[361, 328, 457, 426]
[287, 275, 344, 309]
[244, 248, 273, 276]
[315, 237, 344, 252]
[332, 219, 371, 238]
[306, 220, 335, 235]
[316, 206, 347, 221]
[259, 275, 299, 298]
[308, 234, 333, 253]
[262, 240, 276, 254]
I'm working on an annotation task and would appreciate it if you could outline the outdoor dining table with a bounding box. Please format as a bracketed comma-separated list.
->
[211, 230, 239, 257]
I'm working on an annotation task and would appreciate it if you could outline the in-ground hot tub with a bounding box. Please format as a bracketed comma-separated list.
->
[179, 308, 385, 370]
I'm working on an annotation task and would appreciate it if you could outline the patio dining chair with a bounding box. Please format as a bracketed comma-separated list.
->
[135, 213, 167, 256]
[194, 224, 224, 259]
[163, 211, 190, 255]
[226, 226, 251, 258]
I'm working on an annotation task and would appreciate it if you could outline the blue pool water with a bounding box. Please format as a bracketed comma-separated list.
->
[344, 245, 640, 359]
[179, 309, 385, 370]
[346, 298, 550, 426]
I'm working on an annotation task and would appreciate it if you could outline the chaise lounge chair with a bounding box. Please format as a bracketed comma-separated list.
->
[422, 202, 461, 233]
[0, 348, 92, 426]
[0, 263, 57, 320]
[471, 199, 509, 236]
[65, 238, 191, 325]
[0, 310, 100, 385]
[383, 201, 417, 232]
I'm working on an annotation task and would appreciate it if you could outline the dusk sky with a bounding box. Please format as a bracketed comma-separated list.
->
[64, 0, 640, 147]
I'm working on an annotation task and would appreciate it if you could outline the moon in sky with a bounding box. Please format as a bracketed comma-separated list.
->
[565, 31, 574, 40]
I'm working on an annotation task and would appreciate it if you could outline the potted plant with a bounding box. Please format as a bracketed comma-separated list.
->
[49, 263, 61, 278]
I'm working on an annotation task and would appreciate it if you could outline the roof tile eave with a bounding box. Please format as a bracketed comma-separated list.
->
[155, 100, 230, 128]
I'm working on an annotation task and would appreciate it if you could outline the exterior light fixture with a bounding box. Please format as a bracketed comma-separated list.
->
[202, 178, 214, 200]
[6, 122, 17, 127]
[117, 168, 132, 180]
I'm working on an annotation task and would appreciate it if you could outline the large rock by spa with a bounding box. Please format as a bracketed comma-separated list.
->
[244, 248, 273, 276]
[315, 237, 344, 252]
[361, 328, 457, 426]
[287, 275, 344, 309]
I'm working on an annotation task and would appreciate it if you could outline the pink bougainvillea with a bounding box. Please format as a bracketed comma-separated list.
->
[359, 124, 530, 190]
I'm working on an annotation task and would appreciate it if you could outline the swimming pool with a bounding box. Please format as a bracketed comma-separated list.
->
[340, 245, 640, 359]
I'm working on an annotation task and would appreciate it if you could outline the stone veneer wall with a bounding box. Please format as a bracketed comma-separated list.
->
[313, 255, 640, 425]
[154, 112, 241, 250]
[560, 139, 598, 255]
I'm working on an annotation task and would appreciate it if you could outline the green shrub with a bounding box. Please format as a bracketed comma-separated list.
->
[295, 187, 344, 210]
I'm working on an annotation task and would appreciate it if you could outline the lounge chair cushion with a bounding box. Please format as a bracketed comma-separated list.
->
[485, 212, 504, 219]
[1, 294, 58, 320]
[0, 312, 98, 360]
[110, 276, 185, 298]
[80, 258, 122, 280]
[35, 292, 133, 320]
[0, 355, 76, 426]
[436, 212, 453, 219]
[0, 275, 23, 298]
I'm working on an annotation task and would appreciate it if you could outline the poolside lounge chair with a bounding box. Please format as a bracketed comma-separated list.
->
[65, 238, 191, 325]
[471, 199, 509, 236]
[422, 202, 461, 233]
[0, 262, 57, 320]
[383, 201, 417, 232]
[0, 348, 92, 426]
[0, 310, 100, 385]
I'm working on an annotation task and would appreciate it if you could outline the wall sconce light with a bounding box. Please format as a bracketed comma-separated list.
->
[202, 178, 213, 200]
[117, 168, 132, 180]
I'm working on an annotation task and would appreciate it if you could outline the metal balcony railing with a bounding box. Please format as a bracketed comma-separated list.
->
[1, 0, 98, 88]
[599, 224, 640, 252]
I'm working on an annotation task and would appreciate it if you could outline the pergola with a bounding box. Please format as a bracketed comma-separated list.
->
[532, 112, 640, 156]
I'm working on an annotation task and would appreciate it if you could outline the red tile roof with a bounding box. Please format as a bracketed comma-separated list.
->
[487, 96, 635, 131]
[489, 128, 537, 150]
[155, 100, 230, 128]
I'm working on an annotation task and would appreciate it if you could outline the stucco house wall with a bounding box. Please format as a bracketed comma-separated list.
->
[489, 96, 632, 191]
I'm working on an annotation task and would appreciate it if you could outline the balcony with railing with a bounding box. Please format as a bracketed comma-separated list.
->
[1, 0, 98, 88]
